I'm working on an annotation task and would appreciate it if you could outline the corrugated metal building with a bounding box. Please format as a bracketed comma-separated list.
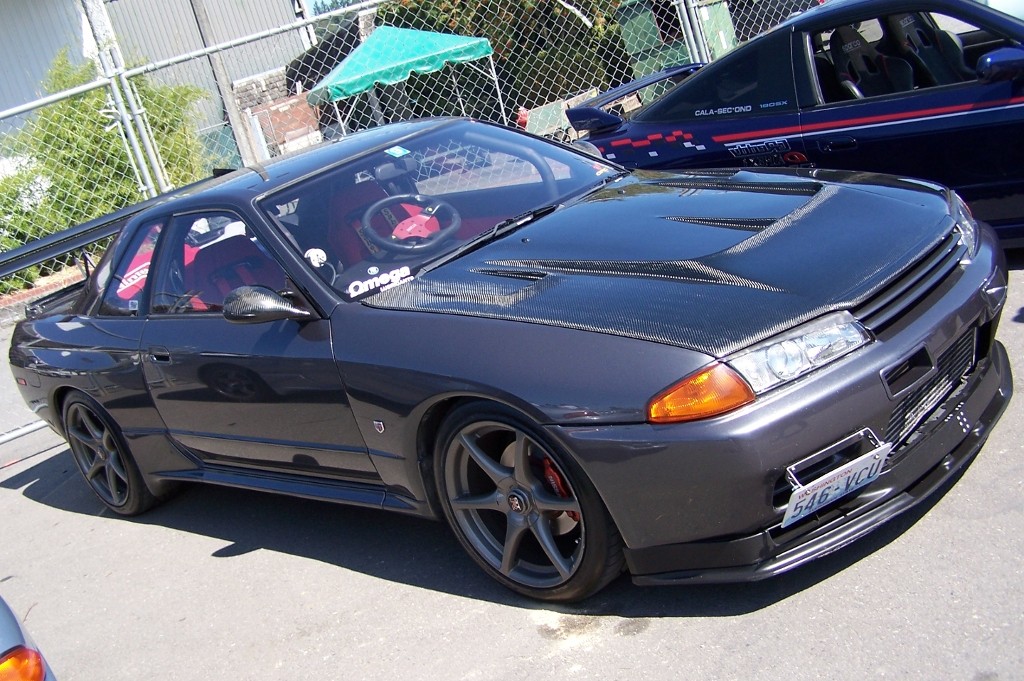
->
[0, 0, 312, 114]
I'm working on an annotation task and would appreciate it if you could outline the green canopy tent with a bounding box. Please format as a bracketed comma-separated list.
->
[306, 26, 508, 131]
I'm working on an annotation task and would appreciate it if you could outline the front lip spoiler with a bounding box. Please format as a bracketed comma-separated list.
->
[631, 340, 1012, 586]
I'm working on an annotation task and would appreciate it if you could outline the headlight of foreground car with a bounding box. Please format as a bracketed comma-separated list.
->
[648, 312, 871, 423]
[0, 645, 46, 681]
[951, 191, 979, 264]
[728, 312, 870, 394]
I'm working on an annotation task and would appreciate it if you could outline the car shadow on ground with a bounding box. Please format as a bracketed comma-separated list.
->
[2, 444, 966, 618]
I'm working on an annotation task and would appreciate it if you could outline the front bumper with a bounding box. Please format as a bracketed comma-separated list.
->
[630, 340, 1011, 584]
[549, 229, 1011, 584]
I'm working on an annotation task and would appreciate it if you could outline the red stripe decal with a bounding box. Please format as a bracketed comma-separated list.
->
[610, 138, 633, 147]
[633, 140, 652, 147]
[647, 133, 664, 140]
[710, 97, 1024, 144]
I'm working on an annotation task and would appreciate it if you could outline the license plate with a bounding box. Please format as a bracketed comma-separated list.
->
[781, 442, 892, 528]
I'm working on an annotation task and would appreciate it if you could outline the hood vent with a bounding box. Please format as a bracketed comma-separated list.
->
[653, 179, 821, 196]
[483, 258, 782, 292]
[664, 216, 777, 231]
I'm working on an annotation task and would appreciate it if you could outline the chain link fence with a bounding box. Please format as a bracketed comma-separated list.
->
[0, 0, 803, 318]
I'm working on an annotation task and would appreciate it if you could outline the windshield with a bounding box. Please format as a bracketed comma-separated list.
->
[259, 121, 617, 300]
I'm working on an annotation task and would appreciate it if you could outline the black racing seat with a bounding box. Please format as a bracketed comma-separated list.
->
[883, 13, 974, 87]
[814, 53, 848, 103]
[829, 25, 915, 99]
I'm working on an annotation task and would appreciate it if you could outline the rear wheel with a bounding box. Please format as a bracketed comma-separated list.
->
[435, 402, 624, 602]
[63, 393, 160, 516]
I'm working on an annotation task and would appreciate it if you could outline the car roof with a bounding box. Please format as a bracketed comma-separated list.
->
[155, 117, 457, 213]
[779, 0, 1024, 31]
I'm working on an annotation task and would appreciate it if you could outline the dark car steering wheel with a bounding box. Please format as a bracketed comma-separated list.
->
[360, 194, 462, 254]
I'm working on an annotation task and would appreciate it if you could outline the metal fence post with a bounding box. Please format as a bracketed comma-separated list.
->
[111, 50, 172, 194]
[97, 50, 159, 199]
[187, 0, 261, 167]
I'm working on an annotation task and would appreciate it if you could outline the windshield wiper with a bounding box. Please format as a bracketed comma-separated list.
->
[419, 203, 561, 274]
[579, 169, 629, 198]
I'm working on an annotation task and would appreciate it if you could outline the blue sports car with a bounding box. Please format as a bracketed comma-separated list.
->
[568, 0, 1024, 244]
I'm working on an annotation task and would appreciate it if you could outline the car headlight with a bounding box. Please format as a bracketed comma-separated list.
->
[647, 312, 871, 423]
[951, 191, 978, 264]
[726, 312, 870, 394]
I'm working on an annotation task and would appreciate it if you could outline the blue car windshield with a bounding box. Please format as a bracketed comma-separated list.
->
[259, 121, 617, 300]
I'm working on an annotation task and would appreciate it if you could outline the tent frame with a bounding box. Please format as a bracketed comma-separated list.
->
[310, 27, 508, 135]
[329, 53, 507, 135]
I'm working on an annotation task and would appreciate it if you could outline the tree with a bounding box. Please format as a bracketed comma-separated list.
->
[379, 0, 615, 113]
[0, 50, 206, 293]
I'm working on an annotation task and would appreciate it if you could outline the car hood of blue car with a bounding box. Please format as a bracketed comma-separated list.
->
[366, 168, 954, 357]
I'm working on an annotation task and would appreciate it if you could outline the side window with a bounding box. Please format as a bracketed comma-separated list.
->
[812, 11, 981, 104]
[98, 220, 163, 316]
[636, 34, 797, 122]
[150, 211, 288, 314]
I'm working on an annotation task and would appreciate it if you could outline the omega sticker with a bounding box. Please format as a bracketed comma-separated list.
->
[347, 265, 413, 298]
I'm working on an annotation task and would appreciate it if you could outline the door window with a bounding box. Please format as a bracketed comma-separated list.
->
[150, 211, 288, 314]
[808, 11, 990, 105]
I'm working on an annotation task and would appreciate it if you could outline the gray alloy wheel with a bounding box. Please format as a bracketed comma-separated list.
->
[436, 403, 624, 602]
[63, 393, 158, 516]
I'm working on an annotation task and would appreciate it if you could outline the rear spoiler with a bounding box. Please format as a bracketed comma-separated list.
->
[0, 175, 223, 280]
[566, 62, 705, 133]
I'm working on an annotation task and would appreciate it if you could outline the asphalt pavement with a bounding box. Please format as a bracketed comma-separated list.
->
[1, 261, 1022, 681]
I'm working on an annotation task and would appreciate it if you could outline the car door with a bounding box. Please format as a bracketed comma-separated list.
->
[138, 208, 376, 480]
[796, 10, 1024, 232]
[594, 28, 810, 171]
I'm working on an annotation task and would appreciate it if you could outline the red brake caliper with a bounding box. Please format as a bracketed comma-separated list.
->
[542, 458, 580, 522]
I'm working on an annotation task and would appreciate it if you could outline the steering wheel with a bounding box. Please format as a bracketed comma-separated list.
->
[360, 194, 462, 254]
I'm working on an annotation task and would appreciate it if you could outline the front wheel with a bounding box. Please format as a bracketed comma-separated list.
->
[435, 402, 624, 602]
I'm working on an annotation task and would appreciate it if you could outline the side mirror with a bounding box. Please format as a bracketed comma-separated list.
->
[977, 47, 1024, 83]
[223, 286, 311, 324]
[570, 139, 604, 158]
[566, 106, 624, 134]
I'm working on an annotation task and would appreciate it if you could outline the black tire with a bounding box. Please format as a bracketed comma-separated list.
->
[62, 392, 161, 516]
[435, 402, 625, 602]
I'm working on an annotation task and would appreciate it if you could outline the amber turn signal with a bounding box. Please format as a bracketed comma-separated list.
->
[648, 363, 756, 423]
[0, 646, 45, 681]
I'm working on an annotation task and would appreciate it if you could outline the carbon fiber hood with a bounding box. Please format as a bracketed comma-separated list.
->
[367, 169, 954, 357]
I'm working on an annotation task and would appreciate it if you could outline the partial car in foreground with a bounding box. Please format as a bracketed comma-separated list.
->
[0, 595, 55, 681]
[568, 0, 1024, 244]
[8, 118, 1011, 601]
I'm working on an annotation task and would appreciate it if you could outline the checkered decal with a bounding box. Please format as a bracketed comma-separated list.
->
[601, 131, 706, 159]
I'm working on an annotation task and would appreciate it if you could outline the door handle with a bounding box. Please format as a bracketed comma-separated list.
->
[148, 346, 171, 363]
[818, 136, 857, 152]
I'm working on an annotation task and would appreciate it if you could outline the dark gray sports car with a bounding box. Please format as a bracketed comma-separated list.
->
[7, 119, 1011, 602]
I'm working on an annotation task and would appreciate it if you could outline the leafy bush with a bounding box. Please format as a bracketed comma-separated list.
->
[0, 50, 206, 293]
